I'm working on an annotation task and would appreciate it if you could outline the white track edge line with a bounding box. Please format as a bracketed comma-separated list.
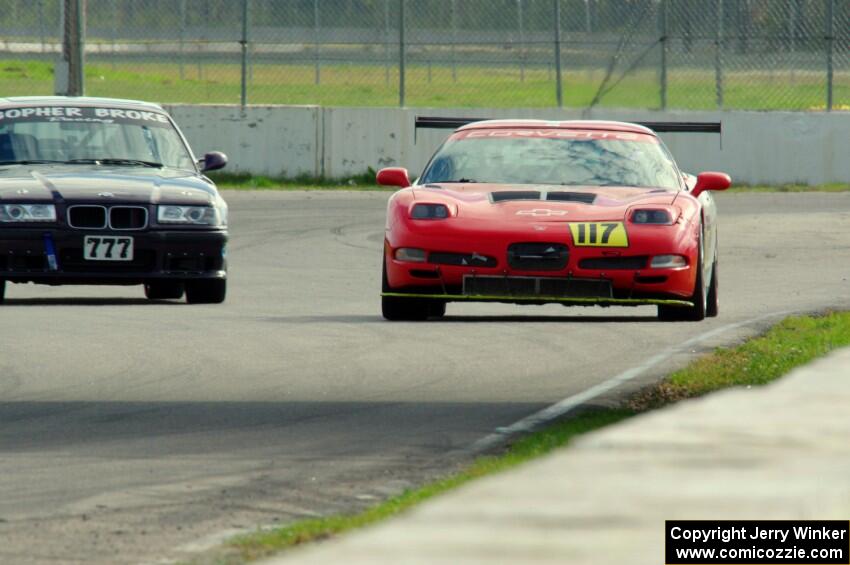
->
[467, 309, 797, 454]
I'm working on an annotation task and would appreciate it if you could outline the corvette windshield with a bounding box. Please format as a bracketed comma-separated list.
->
[419, 132, 681, 189]
[0, 106, 194, 170]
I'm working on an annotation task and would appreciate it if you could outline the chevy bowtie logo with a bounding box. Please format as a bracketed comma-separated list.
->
[516, 209, 568, 217]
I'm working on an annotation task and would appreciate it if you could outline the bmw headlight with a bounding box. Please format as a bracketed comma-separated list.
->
[157, 205, 222, 226]
[0, 203, 57, 223]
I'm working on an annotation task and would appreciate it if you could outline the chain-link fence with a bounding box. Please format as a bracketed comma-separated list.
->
[0, 0, 847, 110]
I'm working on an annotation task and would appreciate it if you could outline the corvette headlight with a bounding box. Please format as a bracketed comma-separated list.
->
[630, 209, 673, 225]
[411, 203, 449, 220]
[157, 205, 221, 226]
[0, 203, 57, 222]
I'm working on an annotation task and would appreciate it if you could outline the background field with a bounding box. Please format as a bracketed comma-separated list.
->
[2, 0, 848, 110]
[3, 58, 848, 110]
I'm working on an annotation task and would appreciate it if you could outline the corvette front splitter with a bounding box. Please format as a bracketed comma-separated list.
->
[381, 292, 693, 308]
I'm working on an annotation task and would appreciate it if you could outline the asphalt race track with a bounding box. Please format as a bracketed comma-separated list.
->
[1, 191, 849, 564]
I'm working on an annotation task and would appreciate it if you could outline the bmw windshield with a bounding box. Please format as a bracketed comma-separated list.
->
[419, 129, 682, 190]
[0, 106, 195, 170]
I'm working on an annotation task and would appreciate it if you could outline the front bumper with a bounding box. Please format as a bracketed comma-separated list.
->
[0, 228, 227, 285]
[384, 218, 700, 302]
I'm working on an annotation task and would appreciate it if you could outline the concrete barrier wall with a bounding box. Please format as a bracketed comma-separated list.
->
[165, 105, 320, 177]
[165, 104, 850, 186]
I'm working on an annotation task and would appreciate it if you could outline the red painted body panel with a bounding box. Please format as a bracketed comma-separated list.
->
[385, 184, 702, 299]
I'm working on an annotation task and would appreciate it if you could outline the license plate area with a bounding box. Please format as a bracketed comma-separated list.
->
[83, 235, 134, 261]
[463, 275, 613, 298]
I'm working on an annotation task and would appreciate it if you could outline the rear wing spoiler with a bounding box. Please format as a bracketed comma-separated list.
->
[414, 116, 721, 140]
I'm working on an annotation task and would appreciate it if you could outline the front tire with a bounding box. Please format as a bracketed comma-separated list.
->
[382, 295, 434, 321]
[706, 260, 719, 317]
[144, 280, 185, 300]
[658, 224, 708, 322]
[185, 278, 227, 304]
[381, 256, 445, 321]
[429, 301, 447, 318]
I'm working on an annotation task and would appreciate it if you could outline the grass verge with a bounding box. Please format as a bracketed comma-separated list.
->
[729, 183, 849, 193]
[210, 173, 847, 193]
[215, 311, 850, 564]
[208, 170, 388, 191]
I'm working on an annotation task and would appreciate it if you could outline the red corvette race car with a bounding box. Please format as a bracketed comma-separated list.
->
[377, 117, 731, 321]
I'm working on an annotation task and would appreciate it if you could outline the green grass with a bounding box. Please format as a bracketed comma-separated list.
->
[208, 170, 388, 191]
[730, 183, 849, 193]
[210, 173, 848, 193]
[208, 311, 850, 564]
[629, 311, 850, 410]
[3, 59, 848, 110]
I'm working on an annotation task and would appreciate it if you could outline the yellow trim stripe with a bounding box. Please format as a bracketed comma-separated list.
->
[381, 292, 693, 307]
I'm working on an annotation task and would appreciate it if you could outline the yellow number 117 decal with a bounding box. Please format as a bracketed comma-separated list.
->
[569, 222, 629, 247]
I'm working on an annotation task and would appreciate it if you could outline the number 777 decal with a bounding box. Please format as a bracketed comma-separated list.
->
[569, 222, 629, 247]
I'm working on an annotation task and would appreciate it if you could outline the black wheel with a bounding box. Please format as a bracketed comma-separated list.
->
[381, 256, 444, 321]
[0, 279, 5, 304]
[382, 295, 433, 321]
[706, 259, 719, 318]
[185, 278, 227, 304]
[144, 280, 185, 300]
[429, 301, 447, 318]
[658, 223, 708, 322]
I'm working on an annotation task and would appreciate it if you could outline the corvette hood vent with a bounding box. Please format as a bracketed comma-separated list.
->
[490, 190, 596, 204]
[545, 191, 597, 204]
[491, 191, 541, 202]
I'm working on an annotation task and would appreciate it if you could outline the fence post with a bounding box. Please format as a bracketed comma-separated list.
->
[399, 0, 406, 107]
[111, 0, 117, 70]
[314, 0, 320, 85]
[72, 0, 85, 95]
[58, 0, 85, 96]
[715, 0, 724, 109]
[826, 0, 834, 111]
[38, 0, 46, 53]
[659, 0, 668, 110]
[553, 0, 563, 107]
[384, 0, 390, 85]
[517, 0, 525, 82]
[737, 0, 749, 54]
[788, 0, 796, 54]
[198, 3, 206, 79]
[240, 0, 249, 107]
[451, 0, 457, 82]
[179, 0, 186, 80]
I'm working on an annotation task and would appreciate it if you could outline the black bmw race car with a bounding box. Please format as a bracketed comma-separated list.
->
[0, 96, 229, 304]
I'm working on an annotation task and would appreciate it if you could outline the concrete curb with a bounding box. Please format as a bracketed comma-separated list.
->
[264, 346, 850, 564]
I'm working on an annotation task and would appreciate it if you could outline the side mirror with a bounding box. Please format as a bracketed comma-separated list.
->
[376, 167, 411, 188]
[200, 151, 228, 172]
[691, 171, 731, 198]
